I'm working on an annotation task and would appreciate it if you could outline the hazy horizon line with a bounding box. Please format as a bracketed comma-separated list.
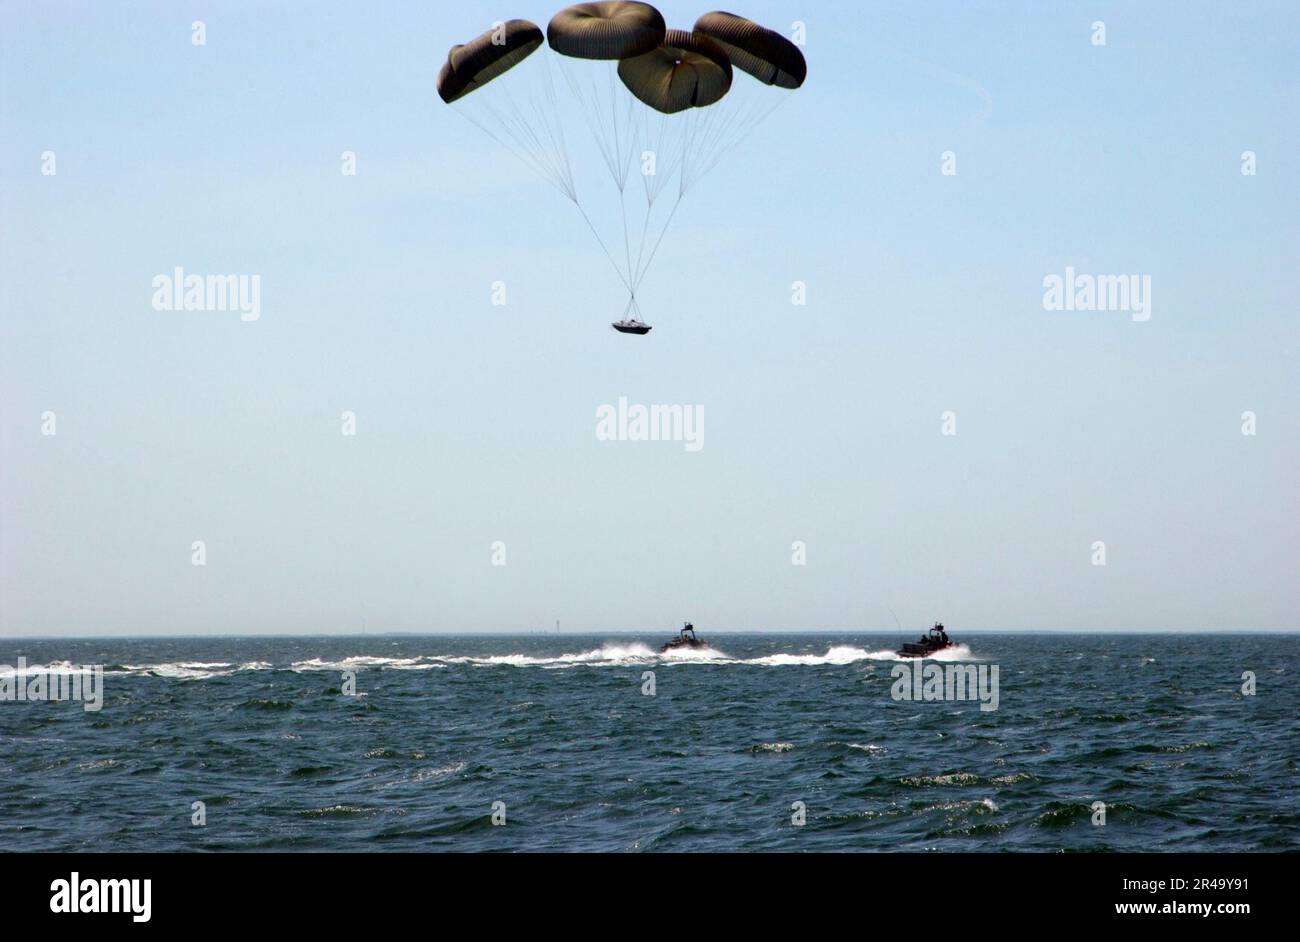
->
[2, 627, 1297, 641]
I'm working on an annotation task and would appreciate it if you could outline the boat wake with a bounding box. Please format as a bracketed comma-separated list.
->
[9, 642, 978, 679]
[743, 645, 898, 666]
[917, 643, 974, 662]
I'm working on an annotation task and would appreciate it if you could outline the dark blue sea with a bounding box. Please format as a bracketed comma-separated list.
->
[1, 633, 1295, 852]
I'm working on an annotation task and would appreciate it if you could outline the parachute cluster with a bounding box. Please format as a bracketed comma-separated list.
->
[437, 3, 807, 327]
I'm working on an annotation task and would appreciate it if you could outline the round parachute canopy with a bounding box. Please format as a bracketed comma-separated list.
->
[693, 11, 806, 89]
[436, 19, 545, 104]
[618, 30, 733, 114]
[547, 1, 666, 60]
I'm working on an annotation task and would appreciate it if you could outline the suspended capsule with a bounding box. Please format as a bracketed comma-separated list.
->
[611, 317, 652, 335]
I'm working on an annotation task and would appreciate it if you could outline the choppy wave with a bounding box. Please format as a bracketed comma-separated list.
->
[125, 661, 272, 680]
[289, 656, 444, 672]
[3, 632, 1295, 852]
[4, 642, 977, 679]
[0, 660, 114, 678]
[0, 660, 272, 681]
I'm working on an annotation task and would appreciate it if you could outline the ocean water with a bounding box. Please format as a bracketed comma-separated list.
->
[1, 632, 1295, 852]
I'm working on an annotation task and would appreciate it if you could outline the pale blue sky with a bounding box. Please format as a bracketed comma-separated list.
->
[1, 1, 1296, 635]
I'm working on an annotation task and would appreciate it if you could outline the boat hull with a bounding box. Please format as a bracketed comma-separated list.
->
[897, 641, 953, 658]
[660, 639, 708, 653]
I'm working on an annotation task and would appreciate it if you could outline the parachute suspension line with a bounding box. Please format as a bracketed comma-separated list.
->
[602, 63, 640, 309]
[502, 68, 565, 181]
[452, 105, 573, 201]
[619, 183, 634, 304]
[621, 86, 640, 180]
[558, 56, 623, 188]
[691, 91, 792, 193]
[628, 101, 696, 301]
[536, 52, 577, 197]
[626, 118, 670, 287]
[632, 90, 735, 293]
[459, 56, 582, 201]
[487, 88, 571, 197]
[641, 107, 680, 205]
[572, 198, 634, 295]
[630, 200, 653, 297]
[635, 107, 718, 284]
[555, 55, 645, 298]
[631, 192, 682, 295]
[610, 68, 639, 296]
[630, 90, 793, 295]
[607, 63, 622, 187]
[477, 60, 631, 295]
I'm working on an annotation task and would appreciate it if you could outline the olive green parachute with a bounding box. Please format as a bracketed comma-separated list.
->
[617, 29, 732, 114]
[436, 19, 545, 104]
[437, 6, 806, 327]
[546, 1, 665, 60]
[693, 11, 807, 88]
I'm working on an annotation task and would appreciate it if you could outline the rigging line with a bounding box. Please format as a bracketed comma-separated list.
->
[521, 60, 569, 190]
[584, 70, 614, 177]
[541, 54, 577, 196]
[634, 140, 682, 284]
[493, 88, 566, 187]
[632, 193, 682, 293]
[606, 63, 637, 192]
[630, 199, 654, 292]
[582, 91, 633, 286]
[619, 184, 633, 294]
[496, 81, 545, 150]
[551, 57, 634, 288]
[572, 198, 633, 294]
[641, 110, 658, 201]
[687, 101, 736, 191]
[529, 83, 574, 197]
[700, 96, 763, 170]
[646, 110, 678, 204]
[486, 73, 570, 190]
[628, 109, 654, 275]
[633, 111, 696, 282]
[538, 59, 578, 198]
[637, 108, 658, 202]
[456, 105, 571, 199]
[692, 93, 792, 193]
[607, 62, 623, 189]
[558, 57, 618, 181]
[692, 103, 732, 174]
[618, 87, 640, 188]
[483, 101, 569, 197]
[679, 108, 706, 196]
[633, 108, 651, 201]
[633, 156, 669, 283]
[591, 69, 622, 184]
[634, 114, 686, 269]
[604, 64, 636, 296]
[696, 91, 758, 181]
